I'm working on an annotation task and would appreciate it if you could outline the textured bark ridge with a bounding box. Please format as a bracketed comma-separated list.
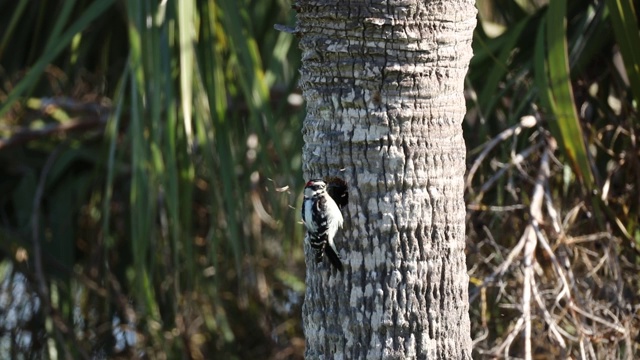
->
[298, 1, 476, 359]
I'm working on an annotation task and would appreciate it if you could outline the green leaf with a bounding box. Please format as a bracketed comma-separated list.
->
[606, 0, 640, 114]
[0, 0, 116, 118]
[545, 0, 595, 190]
[476, 17, 530, 121]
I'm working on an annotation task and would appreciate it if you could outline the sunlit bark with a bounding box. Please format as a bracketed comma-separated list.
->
[298, 0, 476, 358]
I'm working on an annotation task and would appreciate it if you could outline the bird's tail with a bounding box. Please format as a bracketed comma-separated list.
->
[324, 246, 343, 271]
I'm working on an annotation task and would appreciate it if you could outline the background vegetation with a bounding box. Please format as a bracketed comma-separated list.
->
[0, 0, 637, 359]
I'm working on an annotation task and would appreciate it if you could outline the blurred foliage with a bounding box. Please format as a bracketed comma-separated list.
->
[0, 0, 639, 359]
[1, 0, 305, 359]
[467, 0, 639, 358]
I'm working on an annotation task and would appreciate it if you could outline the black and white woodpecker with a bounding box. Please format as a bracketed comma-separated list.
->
[301, 179, 344, 271]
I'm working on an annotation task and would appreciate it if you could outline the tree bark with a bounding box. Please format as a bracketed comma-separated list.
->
[298, 0, 476, 359]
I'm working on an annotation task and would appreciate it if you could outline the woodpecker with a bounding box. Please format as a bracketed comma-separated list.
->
[301, 179, 344, 271]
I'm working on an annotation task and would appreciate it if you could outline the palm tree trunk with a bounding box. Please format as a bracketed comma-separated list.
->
[298, 0, 476, 358]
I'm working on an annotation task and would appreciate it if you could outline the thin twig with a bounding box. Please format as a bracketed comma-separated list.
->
[469, 232, 526, 303]
[466, 115, 538, 191]
[531, 279, 569, 347]
[0, 97, 110, 150]
[496, 316, 525, 358]
[568, 302, 627, 334]
[522, 225, 536, 360]
[471, 142, 544, 205]
[31, 146, 88, 360]
[32, 148, 62, 311]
